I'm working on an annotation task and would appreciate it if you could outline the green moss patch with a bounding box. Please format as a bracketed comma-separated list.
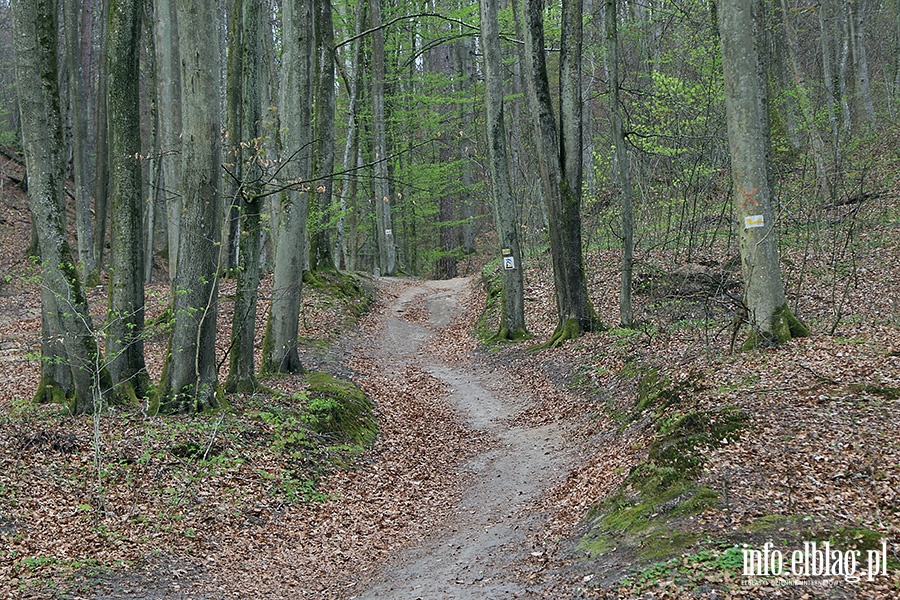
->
[302, 270, 372, 316]
[302, 371, 377, 448]
[580, 405, 748, 561]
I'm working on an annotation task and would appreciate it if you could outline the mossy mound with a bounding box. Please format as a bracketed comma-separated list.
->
[302, 371, 377, 448]
[580, 403, 748, 561]
[302, 270, 372, 316]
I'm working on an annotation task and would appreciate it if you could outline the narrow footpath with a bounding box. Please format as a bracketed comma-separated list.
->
[352, 278, 572, 599]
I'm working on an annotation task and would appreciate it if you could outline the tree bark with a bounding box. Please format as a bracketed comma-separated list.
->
[93, 0, 111, 271]
[429, 36, 458, 280]
[480, 0, 527, 339]
[846, 0, 876, 128]
[606, 0, 634, 329]
[226, 0, 264, 393]
[262, 0, 313, 374]
[107, 0, 150, 400]
[336, 0, 366, 270]
[523, 0, 600, 346]
[158, 0, 223, 411]
[718, 0, 809, 348]
[64, 0, 97, 282]
[12, 0, 108, 414]
[370, 0, 397, 276]
[455, 34, 477, 256]
[152, 0, 182, 283]
[310, 0, 337, 271]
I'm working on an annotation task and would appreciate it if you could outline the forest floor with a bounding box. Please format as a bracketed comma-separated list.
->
[1, 142, 900, 598]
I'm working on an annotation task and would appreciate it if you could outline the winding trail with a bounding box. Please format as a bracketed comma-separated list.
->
[353, 278, 571, 599]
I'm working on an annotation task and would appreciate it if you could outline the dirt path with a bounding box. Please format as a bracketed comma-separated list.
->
[352, 278, 572, 599]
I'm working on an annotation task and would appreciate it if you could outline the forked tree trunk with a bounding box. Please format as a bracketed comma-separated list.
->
[718, 0, 809, 348]
[480, 0, 526, 339]
[158, 0, 223, 411]
[523, 0, 600, 346]
[262, 0, 313, 374]
[107, 0, 150, 400]
[12, 0, 108, 414]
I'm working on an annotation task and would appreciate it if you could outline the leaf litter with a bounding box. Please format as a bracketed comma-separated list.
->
[0, 177, 899, 598]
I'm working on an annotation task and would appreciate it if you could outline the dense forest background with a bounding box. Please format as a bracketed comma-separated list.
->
[1, 0, 900, 597]
[3, 0, 899, 412]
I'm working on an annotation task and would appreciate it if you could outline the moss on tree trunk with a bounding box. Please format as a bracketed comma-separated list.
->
[742, 302, 810, 349]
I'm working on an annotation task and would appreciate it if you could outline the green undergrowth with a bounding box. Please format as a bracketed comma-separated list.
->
[3, 370, 378, 592]
[599, 543, 747, 595]
[583, 521, 898, 596]
[246, 372, 377, 494]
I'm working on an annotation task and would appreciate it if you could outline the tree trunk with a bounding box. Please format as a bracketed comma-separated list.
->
[370, 0, 397, 276]
[107, 0, 150, 400]
[310, 0, 337, 271]
[480, 0, 527, 339]
[12, 0, 108, 414]
[142, 5, 159, 287]
[64, 0, 97, 282]
[780, 0, 832, 200]
[226, 0, 264, 393]
[262, 0, 313, 374]
[93, 0, 112, 271]
[455, 32, 477, 256]
[336, 0, 366, 270]
[846, 0, 876, 128]
[606, 0, 634, 329]
[223, 0, 243, 275]
[523, 0, 600, 346]
[818, 0, 842, 183]
[718, 0, 809, 348]
[152, 0, 182, 283]
[158, 0, 223, 411]
[430, 34, 458, 280]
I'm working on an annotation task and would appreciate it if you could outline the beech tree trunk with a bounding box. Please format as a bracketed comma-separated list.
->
[93, 0, 111, 270]
[523, 0, 600, 345]
[64, 0, 97, 282]
[262, 0, 313, 374]
[226, 0, 264, 393]
[107, 0, 150, 399]
[846, 0, 876, 128]
[455, 34, 477, 256]
[12, 0, 107, 414]
[370, 0, 397, 276]
[606, 0, 635, 329]
[429, 36, 458, 280]
[336, 0, 366, 270]
[158, 0, 223, 411]
[481, 0, 527, 339]
[310, 0, 337, 271]
[718, 0, 809, 348]
[152, 0, 182, 283]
